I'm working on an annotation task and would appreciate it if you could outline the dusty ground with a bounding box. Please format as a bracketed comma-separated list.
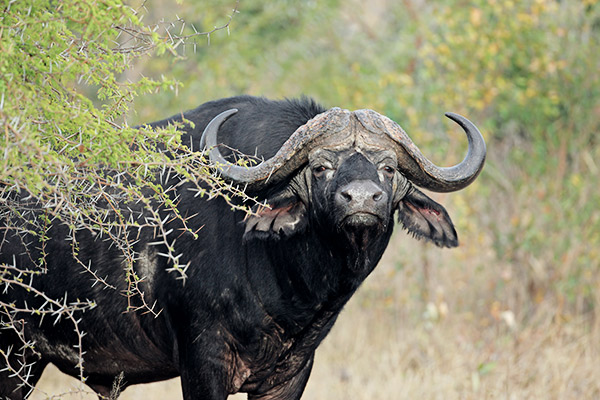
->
[30, 230, 600, 400]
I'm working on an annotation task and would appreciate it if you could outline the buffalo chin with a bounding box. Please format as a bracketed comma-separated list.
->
[339, 212, 386, 251]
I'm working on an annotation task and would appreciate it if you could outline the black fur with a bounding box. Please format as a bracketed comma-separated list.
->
[0, 96, 457, 400]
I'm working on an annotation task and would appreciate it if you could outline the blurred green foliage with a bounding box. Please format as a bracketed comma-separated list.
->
[0, 0, 184, 191]
[131, 0, 600, 322]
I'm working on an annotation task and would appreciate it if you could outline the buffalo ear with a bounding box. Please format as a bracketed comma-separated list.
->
[243, 200, 308, 241]
[396, 187, 458, 248]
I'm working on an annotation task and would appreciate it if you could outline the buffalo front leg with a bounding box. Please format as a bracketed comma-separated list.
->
[178, 331, 241, 400]
[247, 356, 314, 400]
[179, 354, 232, 400]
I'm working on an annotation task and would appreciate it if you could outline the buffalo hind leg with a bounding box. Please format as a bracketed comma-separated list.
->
[248, 356, 314, 400]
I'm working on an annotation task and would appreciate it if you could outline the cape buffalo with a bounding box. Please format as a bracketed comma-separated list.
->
[0, 96, 485, 399]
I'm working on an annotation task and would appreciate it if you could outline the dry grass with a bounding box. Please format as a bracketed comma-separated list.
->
[30, 228, 600, 400]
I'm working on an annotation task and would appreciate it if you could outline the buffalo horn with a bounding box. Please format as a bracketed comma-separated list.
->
[201, 108, 347, 187]
[203, 108, 485, 193]
[404, 112, 486, 192]
[355, 110, 486, 193]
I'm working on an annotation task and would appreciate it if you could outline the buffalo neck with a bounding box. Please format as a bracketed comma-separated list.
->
[244, 222, 394, 335]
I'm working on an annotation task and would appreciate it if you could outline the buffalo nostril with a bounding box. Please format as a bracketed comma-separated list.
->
[372, 191, 383, 202]
[340, 191, 353, 203]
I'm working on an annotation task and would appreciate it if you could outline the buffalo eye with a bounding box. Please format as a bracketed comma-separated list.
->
[313, 165, 329, 177]
[381, 165, 395, 178]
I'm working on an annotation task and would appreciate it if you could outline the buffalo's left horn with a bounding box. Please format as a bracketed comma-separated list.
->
[434, 112, 487, 191]
[355, 110, 486, 192]
[406, 112, 486, 192]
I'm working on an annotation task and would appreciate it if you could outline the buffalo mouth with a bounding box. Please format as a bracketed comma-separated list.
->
[341, 211, 382, 228]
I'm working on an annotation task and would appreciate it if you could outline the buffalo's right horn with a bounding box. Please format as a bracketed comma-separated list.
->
[201, 108, 349, 188]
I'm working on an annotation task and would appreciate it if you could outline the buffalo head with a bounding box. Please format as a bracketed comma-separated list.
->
[201, 107, 486, 248]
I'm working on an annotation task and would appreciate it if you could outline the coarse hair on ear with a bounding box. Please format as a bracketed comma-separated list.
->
[243, 195, 308, 241]
[396, 187, 458, 248]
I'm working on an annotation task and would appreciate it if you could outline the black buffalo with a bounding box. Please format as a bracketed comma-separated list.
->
[0, 96, 485, 399]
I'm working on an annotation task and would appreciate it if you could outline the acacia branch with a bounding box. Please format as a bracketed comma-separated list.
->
[113, 1, 240, 54]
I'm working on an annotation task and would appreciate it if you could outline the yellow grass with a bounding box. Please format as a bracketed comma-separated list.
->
[30, 231, 600, 399]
